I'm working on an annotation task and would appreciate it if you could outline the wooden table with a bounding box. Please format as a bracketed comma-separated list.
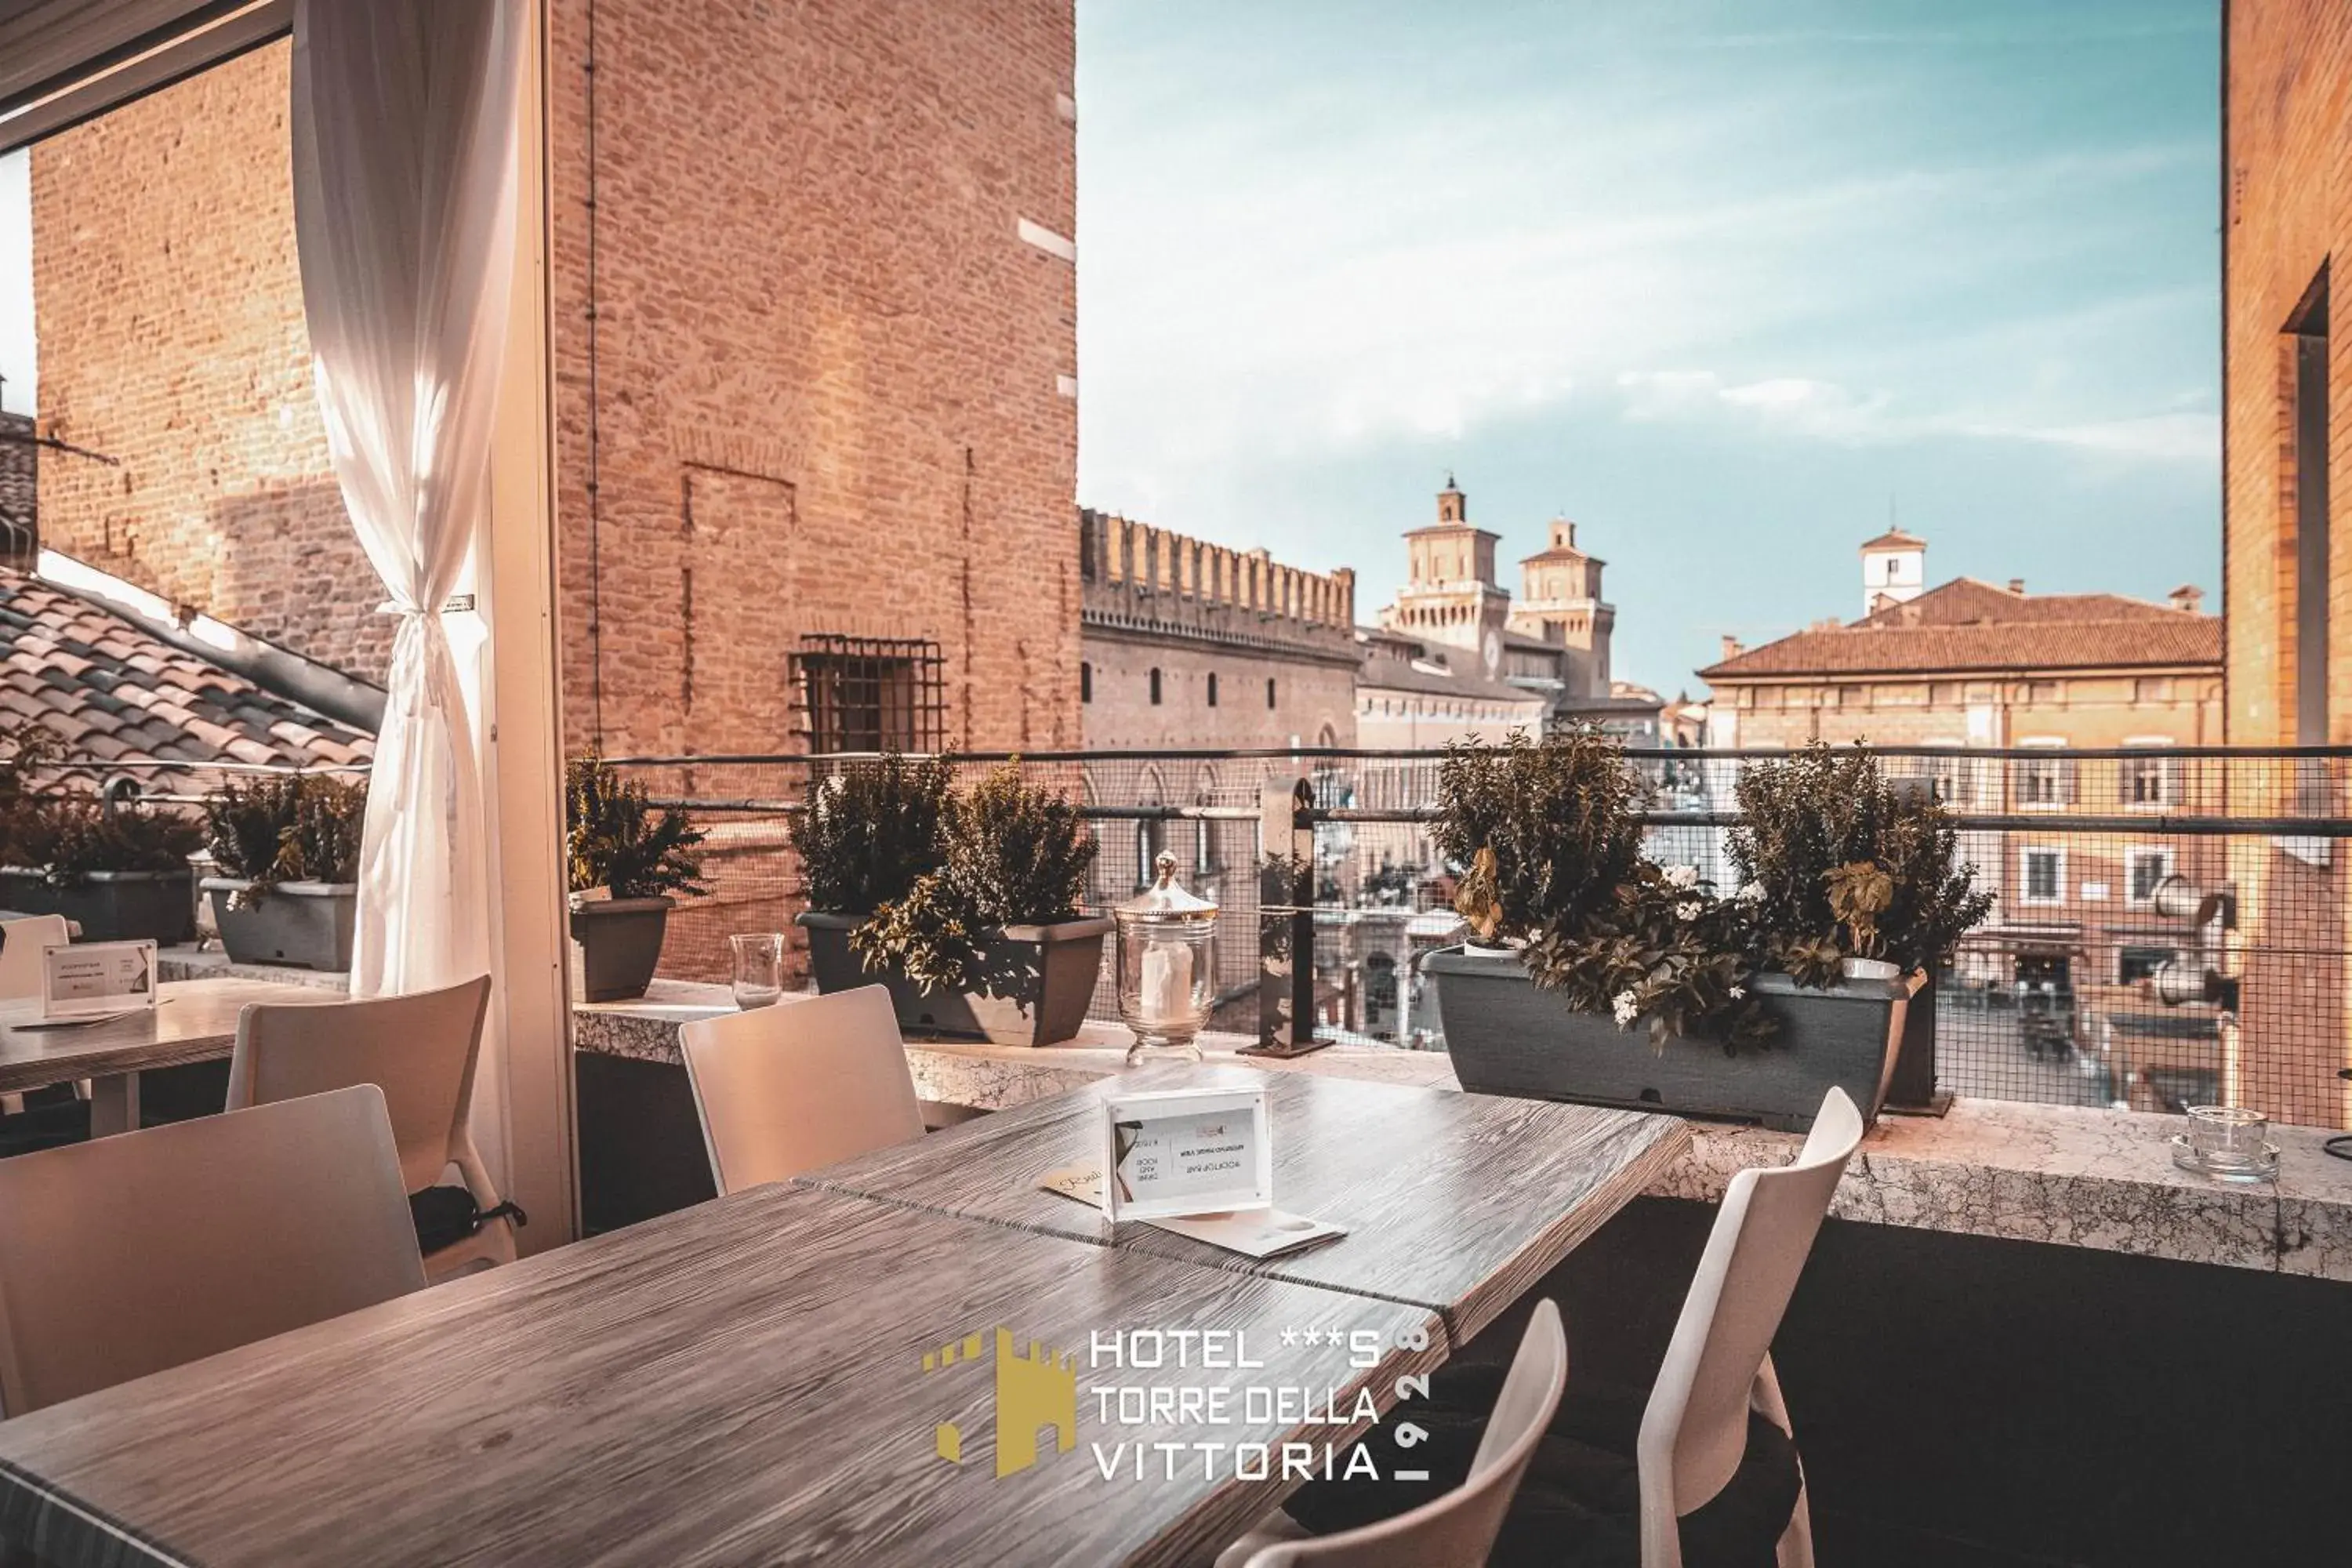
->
[0, 978, 341, 1135]
[0, 1185, 1445, 1568]
[800, 1065, 1691, 1347]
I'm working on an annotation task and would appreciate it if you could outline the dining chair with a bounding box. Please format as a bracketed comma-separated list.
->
[1628, 1084, 1864, 1568]
[0, 1083, 425, 1417]
[1219, 1300, 1570, 1568]
[225, 973, 510, 1279]
[0, 913, 70, 1001]
[0, 915, 74, 1125]
[679, 984, 924, 1193]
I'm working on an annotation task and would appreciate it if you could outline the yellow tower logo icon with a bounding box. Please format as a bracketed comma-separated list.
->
[924, 1327, 1078, 1478]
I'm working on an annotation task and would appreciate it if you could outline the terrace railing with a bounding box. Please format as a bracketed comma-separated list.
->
[594, 746, 2352, 1131]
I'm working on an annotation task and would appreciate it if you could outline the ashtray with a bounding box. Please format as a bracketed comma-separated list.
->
[2170, 1133, 2281, 1183]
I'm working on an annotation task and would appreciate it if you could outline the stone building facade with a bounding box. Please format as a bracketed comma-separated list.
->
[27, 0, 1081, 759]
[2222, 0, 2352, 1126]
[0, 411, 31, 567]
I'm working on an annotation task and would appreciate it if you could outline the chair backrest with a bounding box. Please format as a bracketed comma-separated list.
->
[1637, 1087, 1865, 1544]
[679, 985, 924, 1194]
[0, 914, 71, 1001]
[225, 975, 492, 1193]
[0, 1083, 425, 1416]
[1249, 1300, 1569, 1568]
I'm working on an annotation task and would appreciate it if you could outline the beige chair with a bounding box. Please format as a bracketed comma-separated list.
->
[679, 984, 924, 1193]
[0, 915, 74, 1117]
[0, 913, 70, 1001]
[0, 1083, 424, 1416]
[1225, 1300, 1570, 1568]
[225, 974, 510, 1279]
[1632, 1086, 1864, 1568]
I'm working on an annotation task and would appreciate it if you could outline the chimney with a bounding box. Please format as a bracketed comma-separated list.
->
[1719, 634, 1744, 662]
[2007, 577, 2026, 595]
[2169, 583, 2205, 615]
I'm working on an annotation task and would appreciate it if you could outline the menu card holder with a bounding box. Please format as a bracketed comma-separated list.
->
[1099, 1085, 1273, 1223]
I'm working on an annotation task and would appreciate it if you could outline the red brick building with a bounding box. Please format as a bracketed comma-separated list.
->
[29, 0, 1080, 757]
[2222, 0, 2352, 1126]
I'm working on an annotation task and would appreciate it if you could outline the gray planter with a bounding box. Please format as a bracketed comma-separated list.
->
[1425, 945, 1921, 1131]
[201, 878, 357, 971]
[797, 909, 1113, 1047]
[570, 897, 673, 1003]
[0, 866, 196, 946]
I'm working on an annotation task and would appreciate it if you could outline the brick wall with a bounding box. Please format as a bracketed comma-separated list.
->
[2223, 0, 2352, 1126]
[548, 0, 1080, 759]
[29, 45, 391, 681]
[27, 0, 1081, 753]
[1078, 510, 1358, 753]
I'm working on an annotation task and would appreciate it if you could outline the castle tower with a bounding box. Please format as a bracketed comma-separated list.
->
[1507, 517, 1614, 699]
[1378, 474, 1512, 677]
[1860, 528, 1926, 616]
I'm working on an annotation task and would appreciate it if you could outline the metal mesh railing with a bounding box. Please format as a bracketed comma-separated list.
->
[601, 747, 2352, 1130]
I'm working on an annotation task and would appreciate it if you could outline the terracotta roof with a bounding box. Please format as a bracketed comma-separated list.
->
[0, 568, 375, 795]
[1860, 528, 1927, 551]
[1701, 577, 2220, 681]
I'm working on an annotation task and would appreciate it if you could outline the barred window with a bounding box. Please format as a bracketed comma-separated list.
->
[792, 634, 944, 753]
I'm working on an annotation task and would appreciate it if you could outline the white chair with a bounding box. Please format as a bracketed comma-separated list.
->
[1634, 1085, 1865, 1568]
[679, 984, 924, 1193]
[0, 915, 73, 1118]
[0, 913, 69, 1001]
[1222, 1301, 1569, 1568]
[0, 1083, 425, 1416]
[225, 974, 511, 1280]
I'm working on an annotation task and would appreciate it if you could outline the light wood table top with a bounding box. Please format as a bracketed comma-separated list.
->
[800, 1065, 1691, 1346]
[0, 976, 342, 1094]
[0, 1185, 1445, 1568]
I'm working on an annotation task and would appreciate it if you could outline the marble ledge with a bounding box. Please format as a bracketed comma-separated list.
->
[575, 984, 2352, 1282]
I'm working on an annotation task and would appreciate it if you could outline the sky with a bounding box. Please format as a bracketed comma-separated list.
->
[1075, 0, 2223, 695]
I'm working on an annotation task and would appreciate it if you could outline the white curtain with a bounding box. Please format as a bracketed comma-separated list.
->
[290, 0, 523, 1000]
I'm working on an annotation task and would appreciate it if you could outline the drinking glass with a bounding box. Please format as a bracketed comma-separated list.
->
[2184, 1105, 2270, 1178]
[729, 932, 786, 1010]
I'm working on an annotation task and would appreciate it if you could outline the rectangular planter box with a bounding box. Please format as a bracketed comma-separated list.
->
[1426, 945, 1920, 1131]
[569, 898, 673, 1003]
[201, 878, 358, 971]
[0, 867, 195, 946]
[797, 909, 1113, 1047]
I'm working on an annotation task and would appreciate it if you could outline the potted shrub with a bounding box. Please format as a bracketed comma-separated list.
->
[2, 795, 203, 944]
[836, 763, 1111, 1046]
[789, 753, 953, 1000]
[1423, 732, 1986, 1131]
[565, 754, 707, 1002]
[199, 774, 367, 970]
[1729, 743, 1994, 1112]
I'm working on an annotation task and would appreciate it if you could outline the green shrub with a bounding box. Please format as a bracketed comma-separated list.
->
[564, 753, 707, 901]
[203, 774, 369, 905]
[1433, 728, 1646, 943]
[851, 764, 1096, 993]
[790, 753, 953, 912]
[1436, 728, 1772, 1051]
[0, 719, 67, 866]
[1728, 742, 1993, 985]
[16, 797, 203, 884]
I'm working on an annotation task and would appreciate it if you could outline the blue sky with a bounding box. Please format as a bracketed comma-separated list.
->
[1076, 0, 2222, 694]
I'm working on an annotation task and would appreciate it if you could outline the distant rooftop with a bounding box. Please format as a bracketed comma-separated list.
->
[1700, 576, 2220, 681]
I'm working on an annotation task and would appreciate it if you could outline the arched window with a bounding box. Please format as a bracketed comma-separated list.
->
[1080, 661, 1092, 703]
[1207, 672, 1219, 708]
[1149, 668, 1163, 706]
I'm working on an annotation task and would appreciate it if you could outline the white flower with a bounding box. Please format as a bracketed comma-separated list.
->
[1736, 880, 1766, 904]
[1611, 990, 1640, 1026]
[1675, 899, 1703, 921]
[1730, 985, 1747, 1001]
[1664, 863, 1700, 889]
